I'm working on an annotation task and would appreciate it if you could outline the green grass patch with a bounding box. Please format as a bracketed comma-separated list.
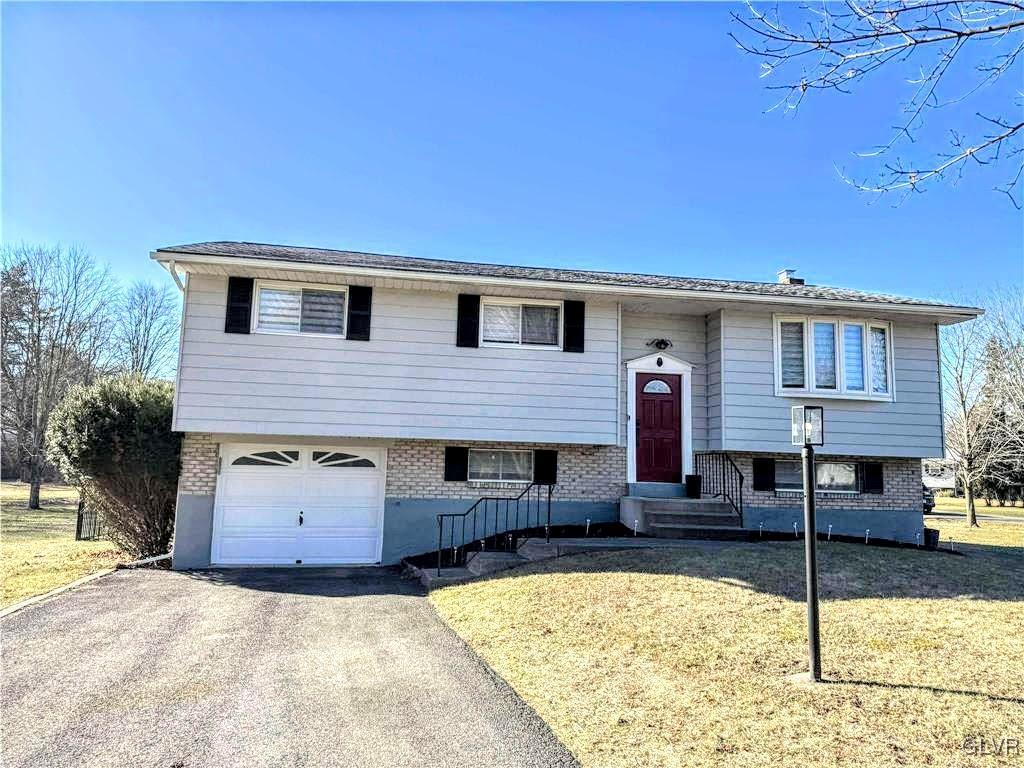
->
[1, 481, 123, 607]
[432, 524, 1023, 768]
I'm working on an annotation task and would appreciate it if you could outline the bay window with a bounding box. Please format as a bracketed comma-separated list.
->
[774, 315, 893, 400]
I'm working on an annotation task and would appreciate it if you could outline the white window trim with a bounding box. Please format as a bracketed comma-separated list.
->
[772, 314, 895, 401]
[252, 279, 348, 337]
[479, 296, 563, 350]
[467, 448, 535, 484]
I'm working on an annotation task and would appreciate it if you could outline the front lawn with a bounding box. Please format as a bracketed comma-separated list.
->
[932, 495, 1024, 519]
[1, 481, 123, 608]
[431, 523, 1023, 768]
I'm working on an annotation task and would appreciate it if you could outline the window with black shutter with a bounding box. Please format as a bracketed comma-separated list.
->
[444, 447, 469, 481]
[563, 300, 585, 353]
[533, 450, 558, 485]
[224, 277, 254, 334]
[860, 462, 884, 494]
[752, 457, 776, 492]
[456, 295, 480, 348]
[346, 285, 372, 340]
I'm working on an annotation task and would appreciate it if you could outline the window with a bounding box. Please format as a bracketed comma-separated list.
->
[843, 324, 865, 391]
[775, 460, 858, 493]
[870, 325, 889, 394]
[779, 321, 806, 388]
[468, 449, 533, 482]
[232, 450, 300, 467]
[642, 379, 672, 394]
[312, 451, 376, 468]
[255, 282, 346, 336]
[812, 322, 837, 389]
[774, 316, 893, 400]
[481, 299, 560, 347]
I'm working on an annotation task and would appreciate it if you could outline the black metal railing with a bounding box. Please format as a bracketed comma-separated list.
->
[437, 483, 553, 575]
[694, 452, 744, 524]
[75, 500, 103, 541]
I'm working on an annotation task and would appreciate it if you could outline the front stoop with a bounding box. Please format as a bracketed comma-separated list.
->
[621, 496, 754, 541]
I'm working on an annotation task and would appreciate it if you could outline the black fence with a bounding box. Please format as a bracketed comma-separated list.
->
[75, 500, 103, 541]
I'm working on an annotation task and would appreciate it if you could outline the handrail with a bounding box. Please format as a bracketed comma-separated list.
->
[437, 482, 553, 575]
[693, 451, 744, 524]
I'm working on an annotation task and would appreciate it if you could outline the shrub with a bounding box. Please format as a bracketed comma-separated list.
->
[47, 375, 181, 558]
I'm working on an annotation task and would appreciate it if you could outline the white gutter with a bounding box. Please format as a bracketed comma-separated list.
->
[150, 250, 983, 320]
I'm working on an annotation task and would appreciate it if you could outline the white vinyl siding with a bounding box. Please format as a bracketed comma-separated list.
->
[175, 275, 618, 444]
[722, 309, 943, 457]
[620, 310, 707, 452]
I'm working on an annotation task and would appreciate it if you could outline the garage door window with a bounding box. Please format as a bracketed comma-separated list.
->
[231, 450, 300, 466]
[312, 450, 376, 468]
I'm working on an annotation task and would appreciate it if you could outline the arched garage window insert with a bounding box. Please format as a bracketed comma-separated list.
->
[231, 450, 299, 467]
[642, 379, 672, 394]
[312, 451, 376, 468]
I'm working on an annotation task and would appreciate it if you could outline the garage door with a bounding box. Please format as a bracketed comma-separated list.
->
[212, 444, 385, 566]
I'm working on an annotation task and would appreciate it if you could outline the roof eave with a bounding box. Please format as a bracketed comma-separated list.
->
[150, 249, 983, 322]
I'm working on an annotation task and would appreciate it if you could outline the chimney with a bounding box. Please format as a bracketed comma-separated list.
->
[777, 268, 804, 285]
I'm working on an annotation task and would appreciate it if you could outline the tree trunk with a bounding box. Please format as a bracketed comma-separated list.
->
[27, 456, 42, 510]
[965, 483, 979, 527]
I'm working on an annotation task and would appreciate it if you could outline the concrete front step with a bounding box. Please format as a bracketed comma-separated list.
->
[465, 551, 528, 576]
[648, 523, 754, 541]
[647, 511, 742, 527]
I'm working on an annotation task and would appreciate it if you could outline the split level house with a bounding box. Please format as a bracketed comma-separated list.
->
[154, 242, 981, 569]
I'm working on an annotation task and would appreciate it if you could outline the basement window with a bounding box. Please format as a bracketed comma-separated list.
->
[468, 449, 533, 482]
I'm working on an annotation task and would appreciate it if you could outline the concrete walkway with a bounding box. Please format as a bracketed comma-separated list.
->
[1, 567, 579, 768]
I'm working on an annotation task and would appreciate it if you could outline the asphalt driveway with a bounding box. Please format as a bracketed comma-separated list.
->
[1, 568, 578, 768]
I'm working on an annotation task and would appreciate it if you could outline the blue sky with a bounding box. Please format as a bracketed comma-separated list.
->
[3, 2, 1021, 299]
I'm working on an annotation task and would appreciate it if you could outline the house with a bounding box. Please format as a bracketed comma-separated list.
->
[153, 242, 981, 569]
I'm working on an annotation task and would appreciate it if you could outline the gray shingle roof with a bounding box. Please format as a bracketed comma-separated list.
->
[155, 241, 977, 313]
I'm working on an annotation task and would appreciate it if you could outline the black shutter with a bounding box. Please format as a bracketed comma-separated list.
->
[533, 450, 558, 485]
[563, 300, 585, 353]
[444, 447, 469, 481]
[752, 457, 776, 492]
[346, 286, 372, 340]
[860, 462, 884, 494]
[456, 295, 480, 348]
[224, 277, 254, 334]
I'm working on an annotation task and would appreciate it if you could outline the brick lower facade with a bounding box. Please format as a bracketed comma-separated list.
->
[177, 433, 218, 495]
[175, 433, 627, 503]
[384, 440, 626, 501]
[728, 452, 921, 511]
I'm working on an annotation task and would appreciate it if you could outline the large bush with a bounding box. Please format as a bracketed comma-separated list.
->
[47, 375, 181, 557]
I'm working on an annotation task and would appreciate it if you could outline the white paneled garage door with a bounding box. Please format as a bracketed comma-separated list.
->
[212, 444, 385, 566]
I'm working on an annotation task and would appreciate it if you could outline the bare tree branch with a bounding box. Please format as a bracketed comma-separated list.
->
[733, 0, 1024, 204]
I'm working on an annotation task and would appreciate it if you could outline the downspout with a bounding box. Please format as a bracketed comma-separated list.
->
[616, 301, 622, 447]
[165, 260, 186, 292]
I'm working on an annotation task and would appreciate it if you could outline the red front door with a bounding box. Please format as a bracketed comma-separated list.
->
[636, 373, 682, 483]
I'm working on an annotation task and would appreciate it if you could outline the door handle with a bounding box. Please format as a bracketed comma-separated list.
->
[298, 511, 304, 526]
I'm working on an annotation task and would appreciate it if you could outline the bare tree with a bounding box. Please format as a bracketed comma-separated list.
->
[941, 295, 1020, 525]
[732, 1, 1024, 206]
[0, 244, 115, 508]
[112, 280, 180, 379]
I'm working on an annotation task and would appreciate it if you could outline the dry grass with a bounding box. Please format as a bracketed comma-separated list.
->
[932, 496, 1024, 519]
[1, 481, 123, 608]
[431, 527, 1023, 768]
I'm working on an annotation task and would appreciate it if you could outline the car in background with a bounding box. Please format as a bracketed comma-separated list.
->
[922, 485, 935, 514]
